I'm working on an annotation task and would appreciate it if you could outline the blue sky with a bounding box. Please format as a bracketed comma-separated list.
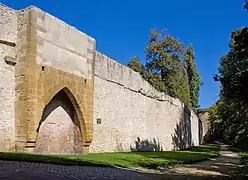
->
[2, 0, 248, 108]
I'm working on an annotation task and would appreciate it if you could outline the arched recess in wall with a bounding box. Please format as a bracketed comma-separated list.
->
[35, 87, 85, 155]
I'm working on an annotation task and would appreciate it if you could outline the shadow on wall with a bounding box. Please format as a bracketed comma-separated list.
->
[198, 119, 204, 144]
[130, 137, 163, 152]
[171, 106, 193, 150]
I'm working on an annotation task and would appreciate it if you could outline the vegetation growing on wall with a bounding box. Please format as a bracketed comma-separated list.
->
[128, 29, 202, 108]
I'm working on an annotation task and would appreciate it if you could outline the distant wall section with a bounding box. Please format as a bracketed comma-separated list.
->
[198, 110, 211, 142]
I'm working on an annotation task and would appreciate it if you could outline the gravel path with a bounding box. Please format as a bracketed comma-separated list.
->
[133, 145, 241, 180]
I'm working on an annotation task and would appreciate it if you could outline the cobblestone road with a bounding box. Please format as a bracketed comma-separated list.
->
[0, 160, 153, 180]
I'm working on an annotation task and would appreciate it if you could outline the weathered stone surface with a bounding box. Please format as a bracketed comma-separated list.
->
[0, 3, 203, 154]
[35, 7, 95, 79]
[198, 110, 211, 142]
[92, 51, 200, 152]
[0, 4, 17, 152]
[35, 90, 83, 154]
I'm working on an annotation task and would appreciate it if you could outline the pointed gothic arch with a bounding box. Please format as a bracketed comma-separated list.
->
[38, 87, 85, 133]
[35, 87, 86, 154]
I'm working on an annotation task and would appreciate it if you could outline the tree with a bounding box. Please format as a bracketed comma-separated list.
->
[208, 0, 248, 149]
[213, 27, 248, 147]
[127, 29, 202, 108]
[208, 100, 225, 141]
[145, 29, 191, 106]
[215, 27, 248, 105]
[184, 45, 202, 109]
[127, 56, 165, 91]
[127, 56, 144, 73]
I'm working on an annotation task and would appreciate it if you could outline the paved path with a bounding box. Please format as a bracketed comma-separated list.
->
[0, 160, 152, 180]
[132, 145, 241, 179]
[0, 145, 241, 180]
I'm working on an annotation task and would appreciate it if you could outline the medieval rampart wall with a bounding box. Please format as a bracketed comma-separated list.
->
[0, 3, 201, 154]
[91, 51, 200, 152]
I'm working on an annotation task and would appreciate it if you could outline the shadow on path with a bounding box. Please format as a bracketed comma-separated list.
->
[135, 145, 241, 180]
[0, 145, 241, 180]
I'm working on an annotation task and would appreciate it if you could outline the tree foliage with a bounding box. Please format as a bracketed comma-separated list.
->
[145, 29, 191, 106]
[208, 2, 248, 148]
[128, 29, 202, 108]
[211, 27, 248, 148]
[127, 56, 144, 73]
[215, 27, 248, 105]
[127, 56, 166, 92]
[184, 45, 202, 108]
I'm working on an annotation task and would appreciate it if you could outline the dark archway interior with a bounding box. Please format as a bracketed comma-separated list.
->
[35, 89, 83, 155]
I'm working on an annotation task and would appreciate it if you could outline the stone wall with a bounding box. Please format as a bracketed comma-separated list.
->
[35, 8, 95, 79]
[0, 4, 17, 151]
[91, 51, 200, 153]
[191, 111, 200, 146]
[0, 3, 202, 154]
[35, 90, 83, 155]
[198, 110, 211, 142]
[0, 4, 95, 153]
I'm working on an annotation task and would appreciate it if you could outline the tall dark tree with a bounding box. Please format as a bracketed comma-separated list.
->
[215, 27, 248, 105]
[245, 0, 248, 9]
[184, 45, 202, 108]
[212, 27, 248, 147]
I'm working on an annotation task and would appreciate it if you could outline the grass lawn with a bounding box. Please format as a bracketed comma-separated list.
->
[0, 144, 220, 169]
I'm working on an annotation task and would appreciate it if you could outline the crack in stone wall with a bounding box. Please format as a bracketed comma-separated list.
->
[0, 2, 202, 154]
[94, 74, 180, 107]
[91, 51, 200, 153]
[0, 39, 16, 47]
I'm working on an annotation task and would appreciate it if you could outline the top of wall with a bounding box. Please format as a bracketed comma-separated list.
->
[1, 3, 96, 79]
[197, 108, 209, 113]
[0, 3, 18, 43]
[95, 51, 184, 107]
[33, 6, 95, 79]
[0, 3, 95, 43]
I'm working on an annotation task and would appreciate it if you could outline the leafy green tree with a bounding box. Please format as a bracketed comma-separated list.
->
[184, 45, 202, 109]
[127, 56, 144, 73]
[127, 29, 202, 108]
[127, 56, 165, 91]
[206, 0, 248, 148]
[215, 27, 248, 105]
[208, 100, 225, 141]
[145, 29, 191, 106]
[213, 27, 248, 147]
